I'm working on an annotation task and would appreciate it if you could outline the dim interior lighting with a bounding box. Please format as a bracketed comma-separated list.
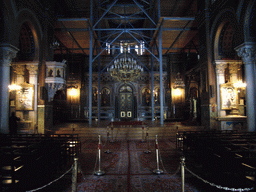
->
[233, 81, 246, 88]
[173, 73, 185, 89]
[2, 176, 19, 184]
[8, 84, 21, 91]
[173, 88, 182, 96]
[107, 43, 143, 83]
[68, 140, 78, 147]
[69, 88, 78, 96]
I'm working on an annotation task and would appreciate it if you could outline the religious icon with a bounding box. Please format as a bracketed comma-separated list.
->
[101, 88, 110, 106]
[48, 68, 53, 77]
[56, 68, 61, 77]
[220, 83, 238, 110]
[16, 82, 34, 111]
[142, 88, 151, 106]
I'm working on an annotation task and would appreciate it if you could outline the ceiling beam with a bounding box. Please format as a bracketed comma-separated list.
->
[164, 20, 192, 55]
[55, 27, 196, 32]
[57, 18, 89, 22]
[59, 21, 87, 55]
[163, 17, 195, 21]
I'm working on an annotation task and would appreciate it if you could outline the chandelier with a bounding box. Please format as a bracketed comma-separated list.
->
[107, 45, 143, 83]
[173, 73, 185, 89]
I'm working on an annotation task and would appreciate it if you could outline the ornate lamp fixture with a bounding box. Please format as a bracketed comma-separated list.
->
[107, 44, 143, 83]
[173, 73, 185, 89]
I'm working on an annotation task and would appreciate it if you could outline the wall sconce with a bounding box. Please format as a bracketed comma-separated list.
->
[233, 81, 246, 88]
[173, 73, 185, 96]
[69, 87, 78, 96]
[173, 88, 182, 96]
[8, 84, 21, 91]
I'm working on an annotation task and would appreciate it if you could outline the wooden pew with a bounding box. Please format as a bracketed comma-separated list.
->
[0, 134, 81, 191]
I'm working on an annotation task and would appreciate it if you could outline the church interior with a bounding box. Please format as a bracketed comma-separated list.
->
[1, 0, 256, 191]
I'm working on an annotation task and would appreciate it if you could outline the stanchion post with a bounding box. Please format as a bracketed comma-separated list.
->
[94, 135, 105, 176]
[176, 132, 178, 149]
[180, 156, 185, 192]
[153, 135, 163, 174]
[105, 127, 111, 154]
[71, 157, 78, 192]
[144, 127, 151, 154]
[141, 126, 145, 142]
[110, 123, 115, 143]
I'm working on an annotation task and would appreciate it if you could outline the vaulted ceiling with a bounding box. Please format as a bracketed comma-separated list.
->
[54, 0, 198, 56]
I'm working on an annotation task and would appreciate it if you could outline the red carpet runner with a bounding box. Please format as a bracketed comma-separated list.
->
[64, 139, 200, 192]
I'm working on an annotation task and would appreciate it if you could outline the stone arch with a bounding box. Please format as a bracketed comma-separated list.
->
[244, 0, 256, 42]
[15, 9, 42, 61]
[211, 9, 243, 61]
[115, 82, 136, 96]
[0, 1, 17, 44]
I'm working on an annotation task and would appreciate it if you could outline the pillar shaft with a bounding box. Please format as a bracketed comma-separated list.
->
[236, 42, 256, 132]
[0, 44, 19, 133]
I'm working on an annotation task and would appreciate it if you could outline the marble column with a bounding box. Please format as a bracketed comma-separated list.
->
[0, 44, 19, 134]
[26, 63, 39, 130]
[215, 61, 227, 117]
[236, 42, 256, 132]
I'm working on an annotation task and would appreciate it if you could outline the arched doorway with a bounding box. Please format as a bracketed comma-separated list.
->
[118, 85, 134, 120]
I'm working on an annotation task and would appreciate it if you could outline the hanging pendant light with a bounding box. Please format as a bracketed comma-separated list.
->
[107, 43, 143, 83]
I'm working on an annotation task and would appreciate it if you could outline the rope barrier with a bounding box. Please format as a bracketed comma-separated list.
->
[184, 162, 254, 191]
[77, 143, 100, 181]
[26, 163, 74, 192]
[185, 167, 254, 191]
[25, 137, 254, 192]
[151, 138, 254, 191]
[158, 147, 180, 176]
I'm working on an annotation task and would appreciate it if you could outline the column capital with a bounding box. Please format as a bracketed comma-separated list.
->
[229, 63, 241, 74]
[0, 44, 19, 66]
[12, 65, 25, 75]
[26, 63, 39, 75]
[235, 42, 256, 64]
[215, 61, 227, 74]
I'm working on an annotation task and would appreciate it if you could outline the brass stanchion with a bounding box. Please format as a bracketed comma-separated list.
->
[141, 126, 146, 142]
[144, 127, 151, 154]
[71, 157, 78, 192]
[181, 156, 185, 192]
[153, 135, 163, 174]
[104, 127, 111, 154]
[94, 135, 105, 176]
